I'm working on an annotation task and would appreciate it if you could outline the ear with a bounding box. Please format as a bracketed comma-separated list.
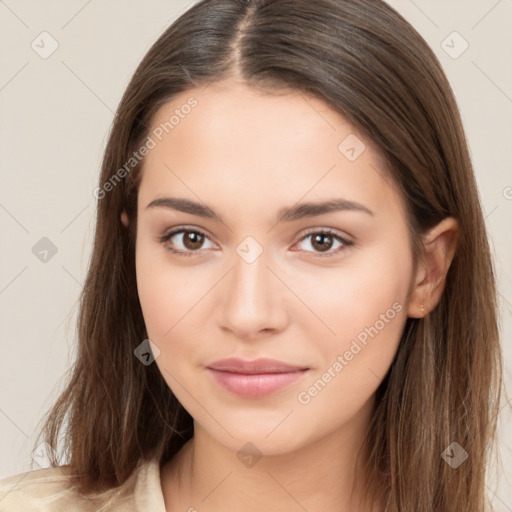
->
[120, 209, 129, 227]
[407, 217, 460, 318]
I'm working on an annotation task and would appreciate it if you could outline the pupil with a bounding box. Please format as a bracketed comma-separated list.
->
[185, 232, 203, 249]
[313, 234, 332, 252]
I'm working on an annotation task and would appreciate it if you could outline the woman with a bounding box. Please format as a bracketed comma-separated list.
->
[0, 0, 502, 510]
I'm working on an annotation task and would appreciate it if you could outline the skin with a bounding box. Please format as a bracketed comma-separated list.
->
[121, 80, 459, 512]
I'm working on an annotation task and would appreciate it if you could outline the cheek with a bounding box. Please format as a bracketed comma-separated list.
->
[135, 241, 225, 395]
[294, 244, 412, 413]
[136, 240, 206, 340]
[136, 244, 172, 338]
[294, 241, 413, 352]
[135, 247, 203, 392]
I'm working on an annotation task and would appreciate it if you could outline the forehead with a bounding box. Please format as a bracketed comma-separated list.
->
[138, 81, 405, 224]
[147, 81, 359, 162]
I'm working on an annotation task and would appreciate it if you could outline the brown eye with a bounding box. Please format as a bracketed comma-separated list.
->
[182, 231, 204, 250]
[310, 233, 335, 252]
[160, 228, 215, 256]
[295, 229, 353, 256]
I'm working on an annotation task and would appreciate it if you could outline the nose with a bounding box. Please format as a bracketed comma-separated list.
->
[218, 247, 289, 340]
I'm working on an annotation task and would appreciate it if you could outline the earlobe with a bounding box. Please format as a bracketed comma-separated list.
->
[120, 210, 129, 227]
[407, 217, 460, 318]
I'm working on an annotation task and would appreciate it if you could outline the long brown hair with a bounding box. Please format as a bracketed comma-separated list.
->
[35, 0, 503, 510]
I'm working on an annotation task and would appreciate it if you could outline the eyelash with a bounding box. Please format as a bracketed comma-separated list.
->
[158, 226, 354, 258]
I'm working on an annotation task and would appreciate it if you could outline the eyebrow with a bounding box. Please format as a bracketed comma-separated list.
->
[145, 197, 374, 223]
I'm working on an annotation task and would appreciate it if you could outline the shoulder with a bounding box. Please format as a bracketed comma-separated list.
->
[0, 457, 166, 511]
[0, 465, 89, 511]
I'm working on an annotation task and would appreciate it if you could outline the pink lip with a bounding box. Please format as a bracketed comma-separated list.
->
[206, 358, 309, 398]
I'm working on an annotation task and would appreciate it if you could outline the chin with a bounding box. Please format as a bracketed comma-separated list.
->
[196, 408, 316, 457]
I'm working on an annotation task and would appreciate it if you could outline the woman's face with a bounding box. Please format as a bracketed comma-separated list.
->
[134, 81, 415, 455]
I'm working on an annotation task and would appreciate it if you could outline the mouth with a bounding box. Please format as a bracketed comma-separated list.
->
[206, 358, 309, 398]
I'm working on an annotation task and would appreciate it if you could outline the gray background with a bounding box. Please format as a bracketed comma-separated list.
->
[1, 0, 511, 509]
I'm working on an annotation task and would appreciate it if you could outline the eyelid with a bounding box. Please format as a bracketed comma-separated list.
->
[159, 225, 217, 255]
[297, 226, 354, 244]
[159, 225, 354, 257]
[160, 224, 213, 241]
[291, 227, 354, 256]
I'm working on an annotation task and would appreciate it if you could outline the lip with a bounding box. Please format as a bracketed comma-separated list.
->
[206, 358, 309, 398]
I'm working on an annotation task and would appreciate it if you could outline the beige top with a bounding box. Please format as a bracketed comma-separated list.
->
[0, 458, 166, 511]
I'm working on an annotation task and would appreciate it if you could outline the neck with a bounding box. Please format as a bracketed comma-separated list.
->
[160, 396, 385, 512]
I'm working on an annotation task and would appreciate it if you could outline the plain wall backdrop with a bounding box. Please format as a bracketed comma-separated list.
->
[1, 0, 511, 509]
